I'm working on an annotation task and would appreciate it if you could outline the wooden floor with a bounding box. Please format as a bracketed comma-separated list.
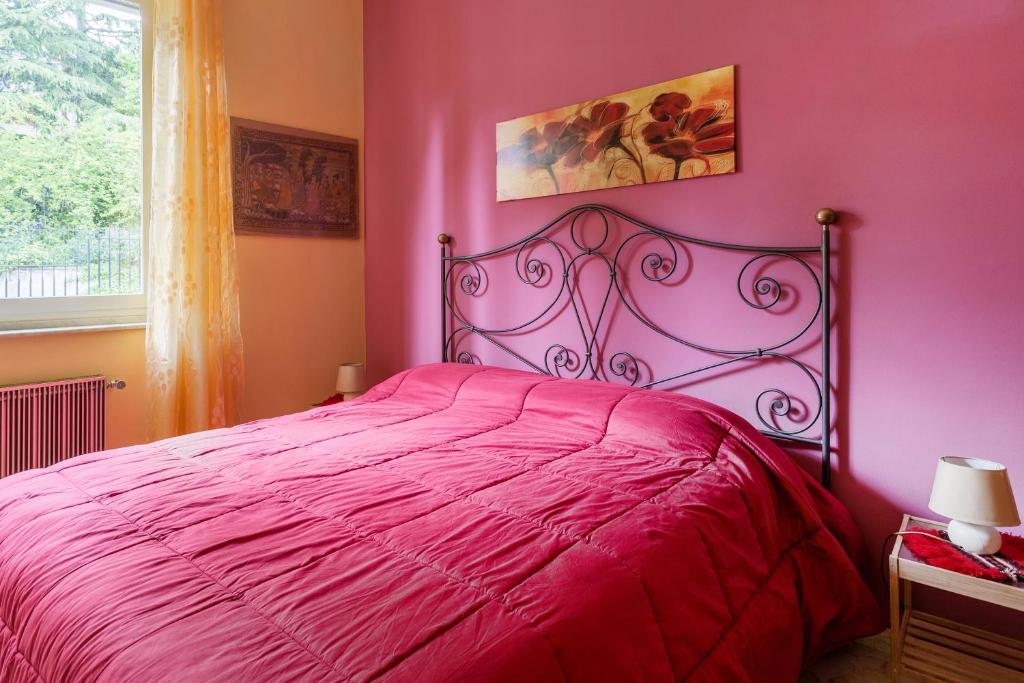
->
[801, 631, 928, 683]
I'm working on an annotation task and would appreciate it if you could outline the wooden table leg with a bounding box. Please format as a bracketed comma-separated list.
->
[889, 560, 902, 682]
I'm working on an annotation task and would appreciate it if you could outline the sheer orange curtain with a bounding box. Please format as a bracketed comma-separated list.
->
[146, 0, 243, 438]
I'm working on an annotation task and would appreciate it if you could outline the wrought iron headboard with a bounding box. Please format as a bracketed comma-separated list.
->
[438, 204, 837, 487]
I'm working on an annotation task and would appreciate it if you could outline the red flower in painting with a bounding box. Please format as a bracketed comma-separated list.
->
[563, 101, 630, 167]
[648, 92, 692, 122]
[642, 93, 734, 179]
[518, 121, 579, 170]
[507, 120, 581, 193]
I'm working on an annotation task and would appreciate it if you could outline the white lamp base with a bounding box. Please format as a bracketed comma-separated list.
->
[947, 519, 1002, 555]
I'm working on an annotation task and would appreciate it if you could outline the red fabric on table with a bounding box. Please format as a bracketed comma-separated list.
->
[903, 527, 1024, 582]
[313, 392, 345, 407]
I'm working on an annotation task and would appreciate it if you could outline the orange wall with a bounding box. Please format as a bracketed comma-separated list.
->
[0, 328, 148, 447]
[0, 0, 365, 445]
[223, 0, 365, 420]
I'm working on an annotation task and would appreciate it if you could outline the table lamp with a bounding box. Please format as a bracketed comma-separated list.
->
[928, 457, 1020, 555]
[336, 362, 367, 401]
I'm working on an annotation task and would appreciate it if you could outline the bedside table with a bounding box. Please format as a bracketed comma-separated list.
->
[889, 514, 1024, 681]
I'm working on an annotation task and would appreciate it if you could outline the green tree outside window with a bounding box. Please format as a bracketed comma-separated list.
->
[0, 0, 141, 294]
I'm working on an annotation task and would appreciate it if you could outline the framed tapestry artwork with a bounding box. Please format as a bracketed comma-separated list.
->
[231, 118, 358, 237]
[496, 65, 735, 202]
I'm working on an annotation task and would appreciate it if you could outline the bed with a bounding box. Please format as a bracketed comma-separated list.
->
[0, 206, 882, 682]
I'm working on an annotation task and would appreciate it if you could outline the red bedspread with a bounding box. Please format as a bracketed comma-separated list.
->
[0, 364, 881, 682]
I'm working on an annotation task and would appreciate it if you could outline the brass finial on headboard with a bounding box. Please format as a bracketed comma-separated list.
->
[437, 233, 451, 245]
[815, 208, 837, 227]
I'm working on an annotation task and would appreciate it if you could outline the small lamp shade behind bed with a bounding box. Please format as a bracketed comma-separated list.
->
[336, 363, 367, 401]
[928, 457, 1020, 555]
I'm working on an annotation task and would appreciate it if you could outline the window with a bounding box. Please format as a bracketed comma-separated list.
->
[0, 0, 149, 332]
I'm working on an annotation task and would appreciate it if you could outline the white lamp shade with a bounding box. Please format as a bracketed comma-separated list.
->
[928, 457, 1020, 527]
[336, 363, 367, 395]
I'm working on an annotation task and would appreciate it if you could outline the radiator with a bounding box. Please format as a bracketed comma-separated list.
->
[0, 376, 106, 477]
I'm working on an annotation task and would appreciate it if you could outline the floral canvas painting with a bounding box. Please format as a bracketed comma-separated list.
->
[496, 66, 735, 201]
[231, 118, 358, 237]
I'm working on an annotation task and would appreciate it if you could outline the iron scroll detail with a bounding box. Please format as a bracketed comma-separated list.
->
[439, 204, 837, 488]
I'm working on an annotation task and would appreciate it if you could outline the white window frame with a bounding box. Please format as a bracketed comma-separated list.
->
[0, 0, 152, 334]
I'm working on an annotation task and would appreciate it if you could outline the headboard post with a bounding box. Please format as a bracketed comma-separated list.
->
[439, 233, 451, 363]
[816, 208, 837, 489]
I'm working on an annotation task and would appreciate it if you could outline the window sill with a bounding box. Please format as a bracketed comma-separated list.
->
[0, 293, 146, 334]
[0, 322, 147, 338]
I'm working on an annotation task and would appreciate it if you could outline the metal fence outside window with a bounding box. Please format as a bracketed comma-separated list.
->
[1, 231, 143, 299]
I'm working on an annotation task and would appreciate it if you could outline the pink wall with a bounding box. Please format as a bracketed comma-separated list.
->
[365, 0, 1024, 629]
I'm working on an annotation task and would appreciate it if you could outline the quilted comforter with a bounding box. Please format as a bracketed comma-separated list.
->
[0, 363, 881, 682]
